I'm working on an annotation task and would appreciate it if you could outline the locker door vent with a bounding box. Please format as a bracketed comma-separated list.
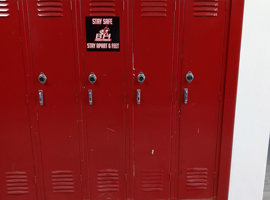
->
[89, 0, 116, 16]
[5, 171, 29, 195]
[186, 168, 208, 190]
[51, 170, 75, 193]
[97, 169, 120, 192]
[193, 0, 219, 17]
[0, 0, 9, 17]
[37, 0, 64, 17]
[141, 0, 167, 17]
[141, 169, 164, 192]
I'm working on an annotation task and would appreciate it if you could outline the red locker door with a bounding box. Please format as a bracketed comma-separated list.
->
[26, 1, 82, 200]
[79, 1, 126, 200]
[0, 1, 36, 200]
[178, 0, 228, 199]
[132, 0, 176, 200]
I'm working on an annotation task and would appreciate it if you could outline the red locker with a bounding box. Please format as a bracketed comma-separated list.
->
[25, 1, 83, 200]
[0, 0, 245, 200]
[0, 1, 36, 200]
[79, 1, 127, 200]
[178, 0, 228, 198]
[132, 0, 175, 199]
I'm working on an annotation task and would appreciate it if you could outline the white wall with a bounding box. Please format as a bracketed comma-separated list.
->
[228, 0, 270, 199]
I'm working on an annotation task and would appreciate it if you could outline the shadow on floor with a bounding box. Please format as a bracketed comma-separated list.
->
[263, 141, 270, 200]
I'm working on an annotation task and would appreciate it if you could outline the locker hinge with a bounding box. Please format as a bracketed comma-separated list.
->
[34, 176, 37, 184]
[80, 174, 82, 183]
[218, 92, 222, 102]
[70, 0, 72, 11]
[213, 171, 217, 177]
[75, 94, 79, 104]
[17, 0, 20, 12]
[25, 94, 30, 105]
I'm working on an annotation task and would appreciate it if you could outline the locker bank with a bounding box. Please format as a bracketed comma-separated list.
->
[0, 0, 244, 200]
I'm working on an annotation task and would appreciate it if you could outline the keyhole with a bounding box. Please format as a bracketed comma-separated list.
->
[38, 72, 47, 84]
[39, 77, 45, 82]
[137, 72, 146, 84]
[89, 73, 97, 84]
[186, 72, 194, 83]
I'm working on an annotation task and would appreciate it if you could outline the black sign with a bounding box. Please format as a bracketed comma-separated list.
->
[85, 17, 120, 52]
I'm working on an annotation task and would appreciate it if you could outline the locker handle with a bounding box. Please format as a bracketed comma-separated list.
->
[39, 90, 44, 106]
[137, 89, 141, 105]
[88, 89, 93, 105]
[184, 88, 188, 104]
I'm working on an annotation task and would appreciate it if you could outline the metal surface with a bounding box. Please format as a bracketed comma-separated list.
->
[88, 73, 97, 84]
[0, 0, 245, 200]
[26, 1, 83, 199]
[184, 88, 188, 104]
[137, 72, 146, 84]
[132, 1, 175, 198]
[186, 71, 194, 83]
[0, 1, 36, 199]
[178, 0, 229, 197]
[38, 72, 47, 84]
[88, 89, 93, 105]
[39, 90, 44, 106]
[80, 1, 126, 200]
[137, 89, 141, 105]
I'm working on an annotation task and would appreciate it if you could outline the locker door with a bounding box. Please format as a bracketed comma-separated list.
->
[132, 0, 176, 200]
[0, 1, 36, 200]
[80, 1, 126, 200]
[178, 0, 227, 199]
[26, 1, 82, 200]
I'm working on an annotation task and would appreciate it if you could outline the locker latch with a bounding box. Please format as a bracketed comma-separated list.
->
[184, 88, 188, 104]
[137, 89, 141, 105]
[39, 90, 44, 106]
[88, 89, 93, 105]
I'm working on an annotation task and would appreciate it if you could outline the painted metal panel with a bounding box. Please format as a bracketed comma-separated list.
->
[79, 0, 126, 200]
[0, 0, 245, 199]
[26, 0, 82, 200]
[178, 0, 228, 199]
[132, 0, 176, 199]
[0, 1, 36, 200]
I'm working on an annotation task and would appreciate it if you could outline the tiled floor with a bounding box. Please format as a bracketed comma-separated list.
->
[263, 147, 270, 199]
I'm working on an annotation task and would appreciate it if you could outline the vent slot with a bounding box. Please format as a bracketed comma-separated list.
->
[37, 0, 64, 17]
[186, 168, 208, 190]
[51, 170, 75, 193]
[97, 169, 119, 192]
[6, 171, 29, 195]
[141, 0, 167, 17]
[141, 169, 164, 192]
[193, 0, 219, 17]
[89, 0, 116, 16]
[0, 0, 9, 17]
